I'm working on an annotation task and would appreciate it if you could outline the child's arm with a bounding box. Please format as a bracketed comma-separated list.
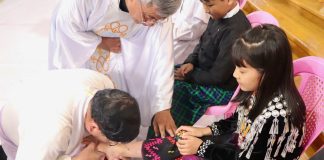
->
[191, 113, 239, 159]
[184, 29, 240, 86]
[175, 112, 239, 141]
[196, 139, 239, 159]
[183, 41, 201, 66]
[174, 113, 239, 159]
[208, 112, 238, 137]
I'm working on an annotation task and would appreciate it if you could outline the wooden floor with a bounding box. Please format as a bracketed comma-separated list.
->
[243, 0, 324, 59]
[300, 132, 324, 160]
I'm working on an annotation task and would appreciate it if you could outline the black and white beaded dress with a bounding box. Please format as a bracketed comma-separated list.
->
[197, 94, 305, 160]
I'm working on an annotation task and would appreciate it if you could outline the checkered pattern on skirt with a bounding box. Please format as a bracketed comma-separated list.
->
[147, 80, 234, 139]
[171, 80, 234, 126]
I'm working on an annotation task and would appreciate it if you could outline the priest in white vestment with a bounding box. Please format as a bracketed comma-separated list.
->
[48, 0, 181, 138]
[0, 69, 141, 160]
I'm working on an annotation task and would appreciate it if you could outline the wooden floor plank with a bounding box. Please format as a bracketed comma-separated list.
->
[244, 0, 324, 58]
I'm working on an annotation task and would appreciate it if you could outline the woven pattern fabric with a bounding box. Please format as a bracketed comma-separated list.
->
[171, 80, 233, 127]
[142, 137, 182, 160]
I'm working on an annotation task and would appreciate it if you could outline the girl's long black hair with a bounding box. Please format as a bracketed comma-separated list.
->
[231, 24, 306, 129]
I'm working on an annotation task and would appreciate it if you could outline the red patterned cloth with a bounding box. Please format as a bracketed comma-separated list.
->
[142, 136, 183, 160]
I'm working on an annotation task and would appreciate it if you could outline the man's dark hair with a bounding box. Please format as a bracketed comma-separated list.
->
[91, 89, 141, 142]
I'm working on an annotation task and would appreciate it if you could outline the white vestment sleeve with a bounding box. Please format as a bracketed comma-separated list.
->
[15, 111, 72, 160]
[117, 20, 174, 126]
[173, 18, 207, 41]
[48, 0, 108, 69]
[148, 20, 174, 118]
[57, 155, 72, 160]
[172, 1, 209, 41]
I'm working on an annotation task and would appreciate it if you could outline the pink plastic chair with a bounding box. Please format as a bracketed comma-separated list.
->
[293, 56, 324, 150]
[204, 11, 280, 118]
[204, 87, 240, 118]
[238, 0, 247, 9]
[246, 11, 279, 27]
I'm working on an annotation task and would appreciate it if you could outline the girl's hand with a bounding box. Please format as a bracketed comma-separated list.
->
[176, 126, 211, 138]
[176, 135, 203, 155]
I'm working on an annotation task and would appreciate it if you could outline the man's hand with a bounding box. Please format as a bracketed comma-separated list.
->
[176, 135, 203, 155]
[82, 135, 99, 146]
[153, 109, 177, 138]
[98, 37, 121, 53]
[72, 142, 105, 160]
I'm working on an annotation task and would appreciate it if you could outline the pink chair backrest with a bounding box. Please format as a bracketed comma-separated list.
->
[204, 87, 240, 117]
[238, 0, 247, 9]
[293, 56, 324, 150]
[224, 88, 240, 118]
[247, 11, 279, 28]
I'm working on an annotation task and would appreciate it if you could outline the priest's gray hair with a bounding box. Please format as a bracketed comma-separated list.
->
[141, 0, 182, 18]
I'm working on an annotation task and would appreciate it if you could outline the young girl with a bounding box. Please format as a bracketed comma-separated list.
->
[98, 24, 306, 160]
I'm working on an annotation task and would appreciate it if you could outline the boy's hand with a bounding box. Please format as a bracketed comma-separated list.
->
[175, 68, 185, 80]
[179, 63, 194, 76]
